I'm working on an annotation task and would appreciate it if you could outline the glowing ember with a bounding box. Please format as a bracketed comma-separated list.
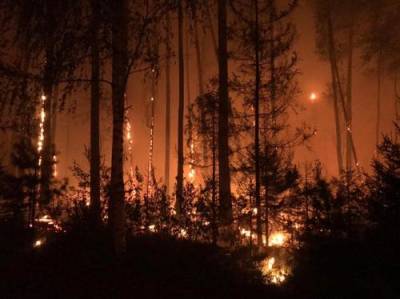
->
[33, 239, 44, 248]
[269, 232, 287, 247]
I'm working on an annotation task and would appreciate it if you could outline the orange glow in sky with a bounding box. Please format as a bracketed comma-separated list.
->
[309, 92, 318, 102]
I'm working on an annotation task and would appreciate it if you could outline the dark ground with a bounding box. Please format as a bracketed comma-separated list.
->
[0, 225, 280, 299]
[1, 224, 399, 299]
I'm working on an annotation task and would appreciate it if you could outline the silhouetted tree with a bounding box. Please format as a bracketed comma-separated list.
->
[368, 124, 400, 240]
[176, 0, 185, 215]
[231, 0, 299, 247]
[218, 0, 233, 228]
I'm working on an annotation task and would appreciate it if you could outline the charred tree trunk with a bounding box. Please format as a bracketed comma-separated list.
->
[110, 0, 128, 256]
[218, 0, 233, 226]
[90, 0, 101, 227]
[164, 12, 172, 194]
[176, 0, 185, 215]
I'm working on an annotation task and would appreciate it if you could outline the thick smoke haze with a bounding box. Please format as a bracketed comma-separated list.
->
[42, 0, 397, 187]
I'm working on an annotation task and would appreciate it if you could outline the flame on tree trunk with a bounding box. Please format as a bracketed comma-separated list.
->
[40, 55, 54, 205]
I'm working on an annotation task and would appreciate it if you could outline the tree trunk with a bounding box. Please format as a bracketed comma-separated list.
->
[176, 0, 185, 215]
[206, 3, 218, 61]
[376, 51, 383, 147]
[327, 13, 344, 175]
[394, 75, 400, 123]
[211, 107, 218, 245]
[40, 1, 56, 205]
[193, 8, 208, 165]
[110, 0, 128, 256]
[346, 19, 354, 173]
[164, 12, 172, 194]
[254, 0, 262, 247]
[40, 50, 54, 205]
[194, 16, 204, 97]
[332, 38, 359, 169]
[218, 0, 233, 225]
[90, 0, 101, 227]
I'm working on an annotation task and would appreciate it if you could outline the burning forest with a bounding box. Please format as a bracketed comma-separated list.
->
[0, 0, 400, 298]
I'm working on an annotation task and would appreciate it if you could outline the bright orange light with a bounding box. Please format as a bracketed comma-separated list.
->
[269, 232, 287, 247]
[260, 256, 290, 284]
[309, 92, 318, 102]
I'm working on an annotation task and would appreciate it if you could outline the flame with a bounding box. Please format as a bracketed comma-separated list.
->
[188, 140, 196, 183]
[188, 167, 196, 181]
[267, 256, 275, 270]
[36, 214, 63, 232]
[269, 232, 287, 247]
[260, 256, 289, 285]
[179, 228, 188, 238]
[53, 155, 57, 177]
[148, 224, 156, 232]
[126, 119, 133, 152]
[37, 215, 51, 223]
[124, 94, 134, 177]
[37, 94, 46, 157]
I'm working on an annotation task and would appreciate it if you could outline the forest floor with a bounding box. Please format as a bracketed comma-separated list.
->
[0, 226, 283, 299]
[1, 225, 399, 299]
